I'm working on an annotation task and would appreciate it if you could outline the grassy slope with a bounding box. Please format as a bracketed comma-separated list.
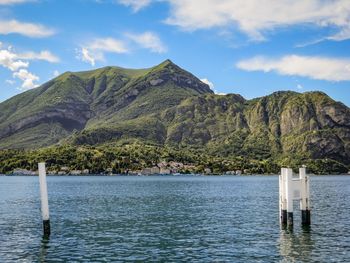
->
[0, 60, 212, 148]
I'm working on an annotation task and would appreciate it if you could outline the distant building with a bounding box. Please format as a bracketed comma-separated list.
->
[71, 170, 82, 175]
[12, 169, 36, 175]
[160, 168, 171, 174]
[151, 167, 160, 174]
[170, 168, 179, 174]
[141, 167, 161, 175]
[204, 168, 212, 174]
[157, 161, 168, 168]
[169, 161, 184, 168]
[141, 168, 152, 175]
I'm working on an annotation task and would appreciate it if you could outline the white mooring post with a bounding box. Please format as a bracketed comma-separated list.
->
[279, 168, 287, 224]
[299, 167, 311, 225]
[38, 162, 50, 236]
[279, 167, 311, 227]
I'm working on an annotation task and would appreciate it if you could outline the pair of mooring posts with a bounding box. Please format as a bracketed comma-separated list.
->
[279, 167, 311, 227]
[36, 163, 310, 236]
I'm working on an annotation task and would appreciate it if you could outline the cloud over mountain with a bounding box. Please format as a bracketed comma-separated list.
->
[237, 55, 350, 82]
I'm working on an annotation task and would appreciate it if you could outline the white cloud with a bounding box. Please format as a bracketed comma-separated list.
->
[0, 46, 59, 72]
[200, 78, 226, 94]
[296, 84, 303, 90]
[1, 44, 58, 90]
[297, 26, 350, 47]
[127, 32, 167, 53]
[200, 78, 214, 90]
[19, 50, 60, 63]
[0, 19, 55, 38]
[13, 69, 39, 90]
[0, 49, 28, 71]
[0, 0, 32, 4]
[80, 47, 96, 66]
[236, 55, 350, 82]
[164, 0, 350, 42]
[327, 26, 350, 41]
[118, 0, 151, 12]
[89, 37, 128, 53]
[78, 37, 128, 66]
[53, 70, 59, 77]
[77, 33, 167, 65]
[5, 79, 15, 85]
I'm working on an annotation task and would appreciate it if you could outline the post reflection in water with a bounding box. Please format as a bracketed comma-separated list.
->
[39, 235, 50, 263]
[279, 226, 314, 262]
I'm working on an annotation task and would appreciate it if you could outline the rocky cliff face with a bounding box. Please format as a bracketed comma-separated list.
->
[161, 91, 350, 163]
[0, 60, 349, 166]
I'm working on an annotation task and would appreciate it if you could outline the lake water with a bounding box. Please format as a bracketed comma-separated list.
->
[0, 175, 349, 262]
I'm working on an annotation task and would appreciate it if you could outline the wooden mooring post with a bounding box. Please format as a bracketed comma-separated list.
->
[279, 167, 310, 226]
[38, 162, 50, 237]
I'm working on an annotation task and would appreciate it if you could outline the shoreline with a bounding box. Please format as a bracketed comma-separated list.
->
[2, 173, 350, 177]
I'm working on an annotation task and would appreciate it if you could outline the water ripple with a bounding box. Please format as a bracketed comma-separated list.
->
[0, 176, 349, 262]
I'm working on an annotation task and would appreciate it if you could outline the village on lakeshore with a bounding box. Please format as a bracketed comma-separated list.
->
[11, 161, 244, 176]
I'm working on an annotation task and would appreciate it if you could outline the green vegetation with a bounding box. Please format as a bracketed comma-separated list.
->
[0, 60, 349, 174]
[0, 143, 348, 175]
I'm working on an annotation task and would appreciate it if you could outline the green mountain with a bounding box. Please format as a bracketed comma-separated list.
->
[162, 91, 350, 164]
[0, 60, 211, 148]
[0, 60, 349, 170]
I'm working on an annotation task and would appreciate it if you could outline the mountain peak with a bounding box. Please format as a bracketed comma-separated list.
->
[153, 59, 177, 70]
[160, 59, 174, 65]
[146, 59, 213, 94]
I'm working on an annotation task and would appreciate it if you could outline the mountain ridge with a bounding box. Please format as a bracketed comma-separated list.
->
[0, 60, 349, 171]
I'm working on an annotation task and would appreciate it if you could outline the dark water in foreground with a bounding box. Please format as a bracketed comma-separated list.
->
[0, 175, 349, 262]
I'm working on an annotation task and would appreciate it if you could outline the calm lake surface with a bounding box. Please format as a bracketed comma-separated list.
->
[0, 175, 349, 262]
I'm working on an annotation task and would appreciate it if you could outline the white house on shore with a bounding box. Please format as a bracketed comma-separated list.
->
[12, 169, 36, 175]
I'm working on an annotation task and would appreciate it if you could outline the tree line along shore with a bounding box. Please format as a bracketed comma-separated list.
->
[0, 143, 349, 176]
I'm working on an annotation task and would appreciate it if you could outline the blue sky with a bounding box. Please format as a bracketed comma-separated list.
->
[0, 0, 350, 106]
